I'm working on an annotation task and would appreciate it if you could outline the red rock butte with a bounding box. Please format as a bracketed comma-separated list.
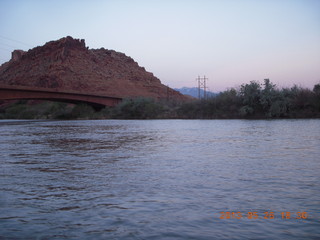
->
[0, 36, 187, 102]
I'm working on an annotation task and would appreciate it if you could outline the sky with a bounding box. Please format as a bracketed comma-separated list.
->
[0, 0, 319, 92]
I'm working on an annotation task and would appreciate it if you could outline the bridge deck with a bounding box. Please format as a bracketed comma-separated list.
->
[0, 86, 122, 108]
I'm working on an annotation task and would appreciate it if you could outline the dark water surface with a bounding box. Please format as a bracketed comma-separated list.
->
[0, 119, 319, 239]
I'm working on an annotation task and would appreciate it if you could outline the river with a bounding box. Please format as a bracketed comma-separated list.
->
[0, 119, 319, 239]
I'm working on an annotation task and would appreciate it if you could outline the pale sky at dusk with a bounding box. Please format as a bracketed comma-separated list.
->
[0, 0, 319, 92]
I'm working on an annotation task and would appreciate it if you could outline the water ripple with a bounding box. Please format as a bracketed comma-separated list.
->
[0, 119, 319, 239]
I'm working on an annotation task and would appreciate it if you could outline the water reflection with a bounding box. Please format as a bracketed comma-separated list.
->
[0, 120, 319, 239]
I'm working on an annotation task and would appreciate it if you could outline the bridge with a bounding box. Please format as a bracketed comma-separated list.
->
[0, 85, 122, 110]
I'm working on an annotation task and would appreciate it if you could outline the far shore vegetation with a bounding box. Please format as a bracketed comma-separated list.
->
[1, 79, 320, 120]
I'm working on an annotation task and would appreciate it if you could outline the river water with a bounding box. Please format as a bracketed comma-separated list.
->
[0, 119, 319, 239]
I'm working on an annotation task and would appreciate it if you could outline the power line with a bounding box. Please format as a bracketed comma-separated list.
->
[0, 42, 19, 49]
[0, 57, 9, 64]
[0, 35, 33, 48]
[0, 47, 13, 52]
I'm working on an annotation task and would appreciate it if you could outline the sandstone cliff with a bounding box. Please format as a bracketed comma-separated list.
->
[0, 36, 186, 101]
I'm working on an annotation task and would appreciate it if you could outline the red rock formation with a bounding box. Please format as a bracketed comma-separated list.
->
[0, 36, 186, 101]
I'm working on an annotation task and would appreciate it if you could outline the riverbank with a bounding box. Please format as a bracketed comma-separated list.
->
[1, 80, 319, 120]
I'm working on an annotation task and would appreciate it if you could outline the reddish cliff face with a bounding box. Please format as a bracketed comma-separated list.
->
[0, 36, 186, 101]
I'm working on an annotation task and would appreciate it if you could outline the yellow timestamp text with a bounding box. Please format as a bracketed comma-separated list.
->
[218, 211, 308, 220]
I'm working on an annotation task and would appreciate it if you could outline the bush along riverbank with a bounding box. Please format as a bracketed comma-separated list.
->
[177, 80, 320, 119]
[1, 80, 320, 120]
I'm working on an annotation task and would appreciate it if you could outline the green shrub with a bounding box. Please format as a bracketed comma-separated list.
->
[112, 98, 164, 119]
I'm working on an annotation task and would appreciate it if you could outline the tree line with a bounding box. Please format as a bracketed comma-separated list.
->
[1, 79, 319, 119]
[178, 79, 320, 119]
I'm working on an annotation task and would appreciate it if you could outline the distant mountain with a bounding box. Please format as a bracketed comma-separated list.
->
[174, 87, 218, 99]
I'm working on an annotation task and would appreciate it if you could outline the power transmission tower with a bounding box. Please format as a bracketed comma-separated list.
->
[196, 75, 208, 99]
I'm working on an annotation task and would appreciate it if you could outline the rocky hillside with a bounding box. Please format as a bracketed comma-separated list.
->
[0, 36, 186, 101]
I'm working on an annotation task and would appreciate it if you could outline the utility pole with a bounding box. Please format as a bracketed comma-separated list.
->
[196, 75, 208, 99]
[197, 76, 201, 99]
